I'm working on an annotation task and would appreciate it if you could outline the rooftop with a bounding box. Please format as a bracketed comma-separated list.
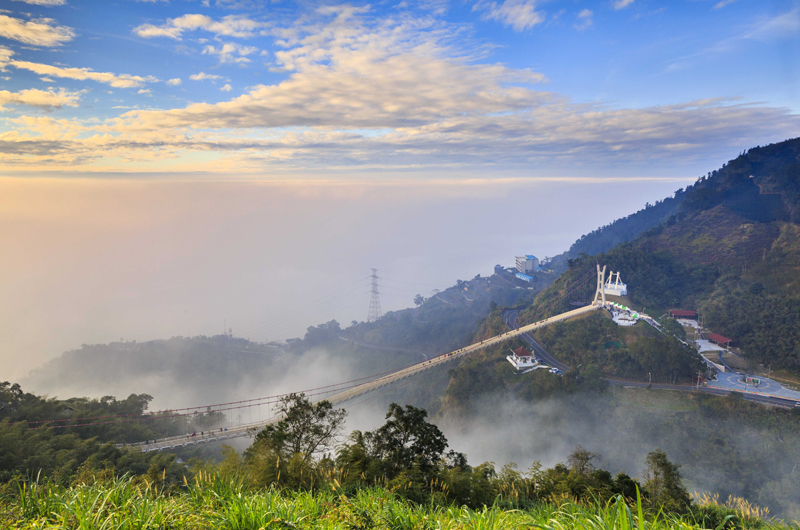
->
[512, 346, 532, 358]
[669, 309, 697, 317]
[708, 333, 732, 345]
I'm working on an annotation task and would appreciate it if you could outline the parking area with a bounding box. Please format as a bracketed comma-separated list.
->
[708, 372, 800, 402]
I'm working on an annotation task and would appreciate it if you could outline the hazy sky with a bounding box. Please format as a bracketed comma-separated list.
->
[1, 0, 799, 378]
[2, 177, 687, 379]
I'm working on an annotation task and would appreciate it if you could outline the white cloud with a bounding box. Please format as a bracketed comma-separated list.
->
[3, 6, 799, 175]
[202, 42, 259, 64]
[0, 47, 155, 88]
[0, 46, 13, 67]
[138, 88, 151, 94]
[667, 7, 800, 71]
[0, 14, 75, 47]
[189, 71, 223, 81]
[713, 0, 736, 8]
[166, 78, 182, 86]
[575, 9, 593, 30]
[10, 60, 156, 88]
[220, 83, 232, 92]
[119, 12, 546, 131]
[133, 14, 266, 40]
[745, 8, 800, 40]
[613, 0, 634, 10]
[0, 87, 80, 109]
[10, 0, 67, 5]
[474, 0, 544, 31]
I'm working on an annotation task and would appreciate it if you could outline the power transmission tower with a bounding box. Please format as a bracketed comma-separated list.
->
[367, 268, 383, 322]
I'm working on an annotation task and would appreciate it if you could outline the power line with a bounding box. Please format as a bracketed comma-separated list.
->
[379, 276, 439, 288]
[235, 277, 370, 340]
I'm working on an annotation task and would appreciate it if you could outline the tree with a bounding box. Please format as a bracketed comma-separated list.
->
[249, 393, 346, 463]
[303, 321, 341, 348]
[643, 449, 691, 512]
[567, 445, 598, 477]
[414, 294, 424, 306]
[366, 403, 448, 474]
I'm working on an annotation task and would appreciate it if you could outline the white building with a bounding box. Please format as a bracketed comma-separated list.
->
[604, 271, 627, 296]
[507, 346, 538, 370]
[516, 255, 539, 273]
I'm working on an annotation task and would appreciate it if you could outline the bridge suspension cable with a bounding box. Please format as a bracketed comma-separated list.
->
[235, 277, 371, 341]
[14, 362, 427, 430]
[26, 266, 613, 449]
[526, 266, 598, 322]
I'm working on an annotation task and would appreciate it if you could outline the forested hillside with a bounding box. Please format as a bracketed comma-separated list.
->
[550, 137, 800, 269]
[522, 137, 800, 372]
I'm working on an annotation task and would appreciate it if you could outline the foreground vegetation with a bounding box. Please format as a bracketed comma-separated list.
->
[7, 392, 784, 527]
[1, 473, 793, 530]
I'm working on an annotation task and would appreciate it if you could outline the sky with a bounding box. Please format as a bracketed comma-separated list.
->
[0, 0, 798, 176]
[1, 0, 799, 380]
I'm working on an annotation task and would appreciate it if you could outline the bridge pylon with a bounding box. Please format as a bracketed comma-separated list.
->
[593, 264, 607, 306]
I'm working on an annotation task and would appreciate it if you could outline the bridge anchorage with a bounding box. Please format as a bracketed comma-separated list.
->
[127, 265, 612, 452]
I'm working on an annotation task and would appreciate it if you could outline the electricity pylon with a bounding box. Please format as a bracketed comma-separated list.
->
[367, 268, 383, 322]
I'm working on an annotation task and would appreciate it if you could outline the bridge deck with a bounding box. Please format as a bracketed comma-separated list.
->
[128, 303, 602, 452]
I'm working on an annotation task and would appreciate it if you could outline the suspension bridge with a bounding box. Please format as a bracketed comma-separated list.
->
[124, 265, 610, 452]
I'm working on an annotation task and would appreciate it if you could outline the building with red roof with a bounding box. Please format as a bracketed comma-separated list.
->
[708, 333, 731, 346]
[512, 346, 532, 358]
[669, 309, 697, 319]
[507, 346, 538, 370]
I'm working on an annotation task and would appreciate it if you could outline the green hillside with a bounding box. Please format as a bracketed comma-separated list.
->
[521, 137, 800, 373]
[552, 137, 800, 267]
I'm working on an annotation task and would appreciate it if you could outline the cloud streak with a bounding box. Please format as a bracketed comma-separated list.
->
[0, 14, 75, 47]
[133, 14, 266, 40]
[202, 42, 259, 64]
[0, 87, 81, 109]
[474, 0, 544, 31]
[0, 49, 156, 88]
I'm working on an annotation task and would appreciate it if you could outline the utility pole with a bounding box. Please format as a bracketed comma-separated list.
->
[367, 268, 383, 322]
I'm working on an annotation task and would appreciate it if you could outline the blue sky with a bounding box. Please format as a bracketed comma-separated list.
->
[0, 0, 798, 179]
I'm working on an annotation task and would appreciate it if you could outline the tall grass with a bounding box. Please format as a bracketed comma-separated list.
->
[1, 474, 794, 530]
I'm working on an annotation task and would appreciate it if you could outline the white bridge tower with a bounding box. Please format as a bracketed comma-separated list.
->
[593, 264, 607, 306]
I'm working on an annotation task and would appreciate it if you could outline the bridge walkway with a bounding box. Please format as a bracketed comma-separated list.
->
[131, 302, 603, 452]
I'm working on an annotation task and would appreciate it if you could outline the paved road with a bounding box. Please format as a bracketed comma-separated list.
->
[502, 310, 799, 409]
[504, 309, 569, 372]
